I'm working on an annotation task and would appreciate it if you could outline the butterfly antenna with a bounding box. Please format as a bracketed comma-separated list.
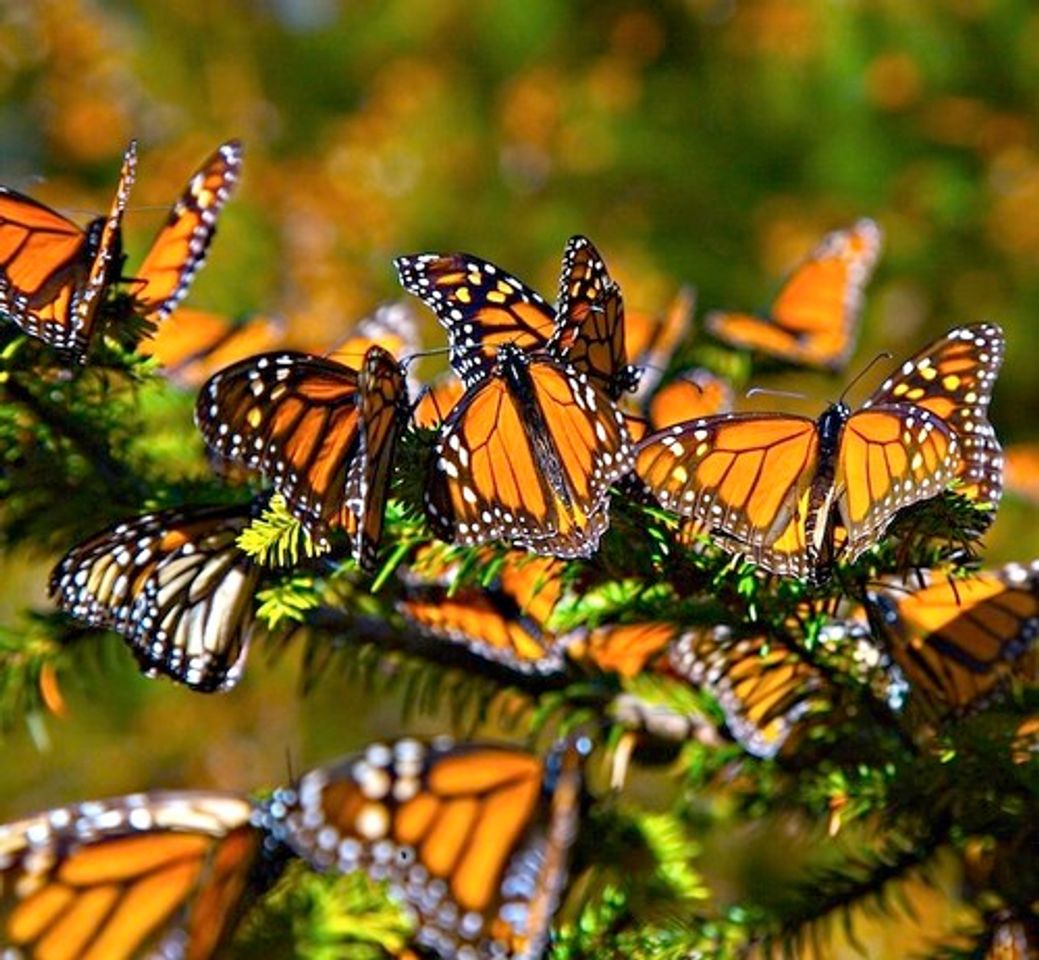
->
[284, 746, 297, 786]
[838, 351, 893, 404]
[399, 345, 452, 370]
[745, 386, 807, 401]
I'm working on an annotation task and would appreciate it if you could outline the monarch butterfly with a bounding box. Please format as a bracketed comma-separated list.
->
[395, 235, 633, 399]
[396, 247, 635, 557]
[624, 286, 696, 401]
[264, 735, 586, 960]
[0, 791, 286, 960]
[146, 308, 285, 389]
[398, 552, 567, 674]
[0, 140, 241, 360]
[867, 560, 1039, 717]
[115, 140, 243, 328]
[49, 503, 259, 692]
[635, 324, 1004, 580]
[196, 344, 409, 570]
[706, 219, 883, 371]
[667, 627, 833, 758]
[0, 140, 136, 358]
[647, 368, 734, 431]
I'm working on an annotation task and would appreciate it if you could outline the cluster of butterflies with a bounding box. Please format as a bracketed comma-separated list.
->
[2, 142, 1038, 958]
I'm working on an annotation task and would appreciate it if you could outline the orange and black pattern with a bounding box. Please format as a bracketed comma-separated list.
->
[0, 791, 284, 960]
[635, 324, 1003, 580]
[264, 736, 585, 960]
[49, 504, 258, 691]
[706, 219, 882, 371]
[868, 560, 1039, 717]
[195, 343, 408, 568]
[125, 140, 243, 325]
[0, 141, 136, 358]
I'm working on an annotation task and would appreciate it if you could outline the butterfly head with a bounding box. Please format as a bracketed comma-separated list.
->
[817, 401, 852, 448]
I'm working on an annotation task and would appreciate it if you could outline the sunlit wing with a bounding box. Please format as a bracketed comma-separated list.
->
[264, 737, 584, 960]
[837, 405, 960, 562]
[412, 374, 465, 430]
[426, 349, 635, 558]
[549, 235, 635, 399]
[863, 323, 1005, 512]
[667, 627, 833, 757]
[706, 219, 882, 370]
[49, 504, 258, 691]
[647, 369, 733, 430]
[129, 140, 243, 324]
[0, 140, 136, 358]
[568, 621, 677, 678]
[868, 561, 1039, 716]
[345, 346, 410, 569]
[0, 791, 280, 960]
[635, 413, 819, 576]
[146, 309, 286, 389]
[395, 252, 555, 388]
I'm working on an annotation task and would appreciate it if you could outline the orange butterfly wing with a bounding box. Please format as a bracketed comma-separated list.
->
[549, 235, 635, 399]
[147, 308, 285, 389]
[869, 562, 1039, 715]
[265, 737, 582, 959]
[836, 405, 960, 562]
[49, 504, 258, 691]
[130, 141, 243, 324]
[345, 346, 409, 569]
[570, 622, 677, 678]
[395, 252, 555, 388]
[0, 141, 136, 357]
[0, 792, 276, 960]
[412, 374, 465, 430]
[648, 369, 733, 430]
[635, 413, 820, 576]
[863, 323, 1005, 511]
[426, 349, 635, 558]
[197, 351, 363, 535]
[668, 627, 832, 757]
[706, 219, 882, 370]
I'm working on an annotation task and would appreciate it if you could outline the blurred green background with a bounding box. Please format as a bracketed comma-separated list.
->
[0, 0, 1037, 954]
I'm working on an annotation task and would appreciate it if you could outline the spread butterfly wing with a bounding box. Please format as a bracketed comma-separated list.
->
[707, 219, 882, 370]
[836, 405, 960, 561]
[49, 504, 258, 691]
[395, 252, 555, 388]
[426, 350, 635, 558]
[265, 737, 583, 960]
[130, 140, 243, 325]
[549, 235, 635, 398]
[412, 374, 465, 429]
[868, 561, 1039, 716]
[635, 413, 820, 576]
[863, 323, 1005, 512]
[197, 351, 363, 535]
[0, 140, 136, 357]
[0, 792, 278, 960]
[569, 621, 677, 678]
